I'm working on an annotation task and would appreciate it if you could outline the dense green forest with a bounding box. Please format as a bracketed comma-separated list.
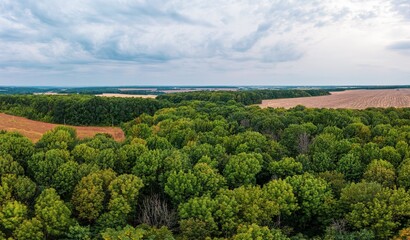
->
[1, 92, 410, 239]
[156, 89, 330, 105]
[0, 95, 168, 126]
[0, 89, 328, 125]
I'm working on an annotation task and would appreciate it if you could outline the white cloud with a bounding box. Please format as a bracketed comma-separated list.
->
[0, 0, 409, 85]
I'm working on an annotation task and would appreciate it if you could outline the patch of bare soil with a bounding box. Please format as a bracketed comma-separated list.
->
[0, 113, 125, 142]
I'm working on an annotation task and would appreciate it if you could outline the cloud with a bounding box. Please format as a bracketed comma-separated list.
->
[388, 41, 410, 50]
[390, 0, 410, 20]
[232, 22, 272, 52]
[262, 43, 303, 63]
[0, 0, 409, 85]
[0, 0, 356, 69]
[387, 41, 410, 55]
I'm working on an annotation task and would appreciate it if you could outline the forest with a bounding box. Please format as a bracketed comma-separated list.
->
[156, 89, 330, 105]
[0, 92, 410, 239]
[0, 95, 168, 126]
[0, 89, 328, 125]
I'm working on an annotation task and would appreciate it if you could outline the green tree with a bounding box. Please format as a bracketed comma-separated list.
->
[317, 171, 346, 197]
[132, 149, 166, 186]
[0, 132, 34, 168]
[35, 188, 73, 236]
[232, 224, 290, 240]
[223, 153, 262, 188]
[178, 196, 219, 239]
[336, 153, 364, 181]
[36, 126, 77, 151]
[14, 218, 44, 240]
[262, 179, 298, 216]
[218, 186, 280, 228]
[137, 225, 175, 240]
[165, 163, 226, 205]
[0, 200, 27, 230]
[324, 226, 375, 240]
[108, 174, 144, 208]
[51, 160, 81, 197]
[101, 225, 146, 240]
[28, 149, 71, 186]
[66, 224, 91, 240]
[0, 154, 24, 176]
[71, 169, 116, 222]
[396, 141, 409, 159]
[96, 148, 118, 170]
[146, 136, 173, 150]
[160, 150, 191, 184]
[12, 176, 37, 203]
[268, 157, 303, 178]
[193, 163, 227, 195]
[117, 143, 148, 174]
[280, 123, 317, 155]
[285, 173, 335, 231]
[165, 170, 200, 204]
[344, 122, 371, 142]
[381, 146, 402, 168]
[363, 159, 396, 188]
[362, 142, 381, 165]
[183, 143, 225, 166]
[398, 159, 410, 189]
[97, 197, 131, 229]
[340, 181, 384, 209]
[341, 182, 410, 238]
[130, 123, 153, 139]
[71, 144, 98, 164]
[345, 188, 410, 239]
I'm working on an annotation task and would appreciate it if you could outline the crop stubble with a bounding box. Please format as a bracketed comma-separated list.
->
[0, 113, 125, 142]
[259, 89, 410, 109]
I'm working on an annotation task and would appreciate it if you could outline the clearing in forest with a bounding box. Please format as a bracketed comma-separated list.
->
[259, 89, 410, 109]
[0, 113, 125, 142]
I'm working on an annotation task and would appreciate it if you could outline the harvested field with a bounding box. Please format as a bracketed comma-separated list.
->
[96, 93, 157, 98]
[259, 89, 410, 109]
[0, 113, 125, 142]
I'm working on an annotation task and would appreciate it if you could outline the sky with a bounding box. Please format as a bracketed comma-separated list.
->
[0, 0, 409, 86]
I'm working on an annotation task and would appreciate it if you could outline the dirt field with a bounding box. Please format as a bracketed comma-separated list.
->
[259, 89, 410, 109]
[0, 113, 125, 142]
[96, 93, 157, 98]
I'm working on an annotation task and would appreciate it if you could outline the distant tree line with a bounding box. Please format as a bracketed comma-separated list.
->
[157, 89, 330, 105]
[0, 87, 165, 95]
[0, 95, 169, 126]
[0, 90, 330, 126]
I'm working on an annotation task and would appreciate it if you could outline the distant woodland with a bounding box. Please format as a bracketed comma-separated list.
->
[0, 89, 329, 126]
[0, 90, 410, 239]
[156, 89, 329, 105]
[0, 95, 168, 126]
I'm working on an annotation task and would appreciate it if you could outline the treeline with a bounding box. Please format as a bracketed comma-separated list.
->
[1, 100, 410, 239]
[0, 95, 169, 126]
[157, 89, 330, 105]
[0, 89, 329, 126]
[0, 87, 164, 95]
[59, 87, 164, 95]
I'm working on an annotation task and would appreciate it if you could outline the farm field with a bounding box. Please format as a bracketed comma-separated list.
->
[0, 113, 125, 142]
[259, 89, 410, 109]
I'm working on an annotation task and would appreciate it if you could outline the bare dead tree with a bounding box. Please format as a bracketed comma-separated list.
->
[330, 219, 348, 233]
[298, 132, 310, 154]
[137, 194, 177, 229]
